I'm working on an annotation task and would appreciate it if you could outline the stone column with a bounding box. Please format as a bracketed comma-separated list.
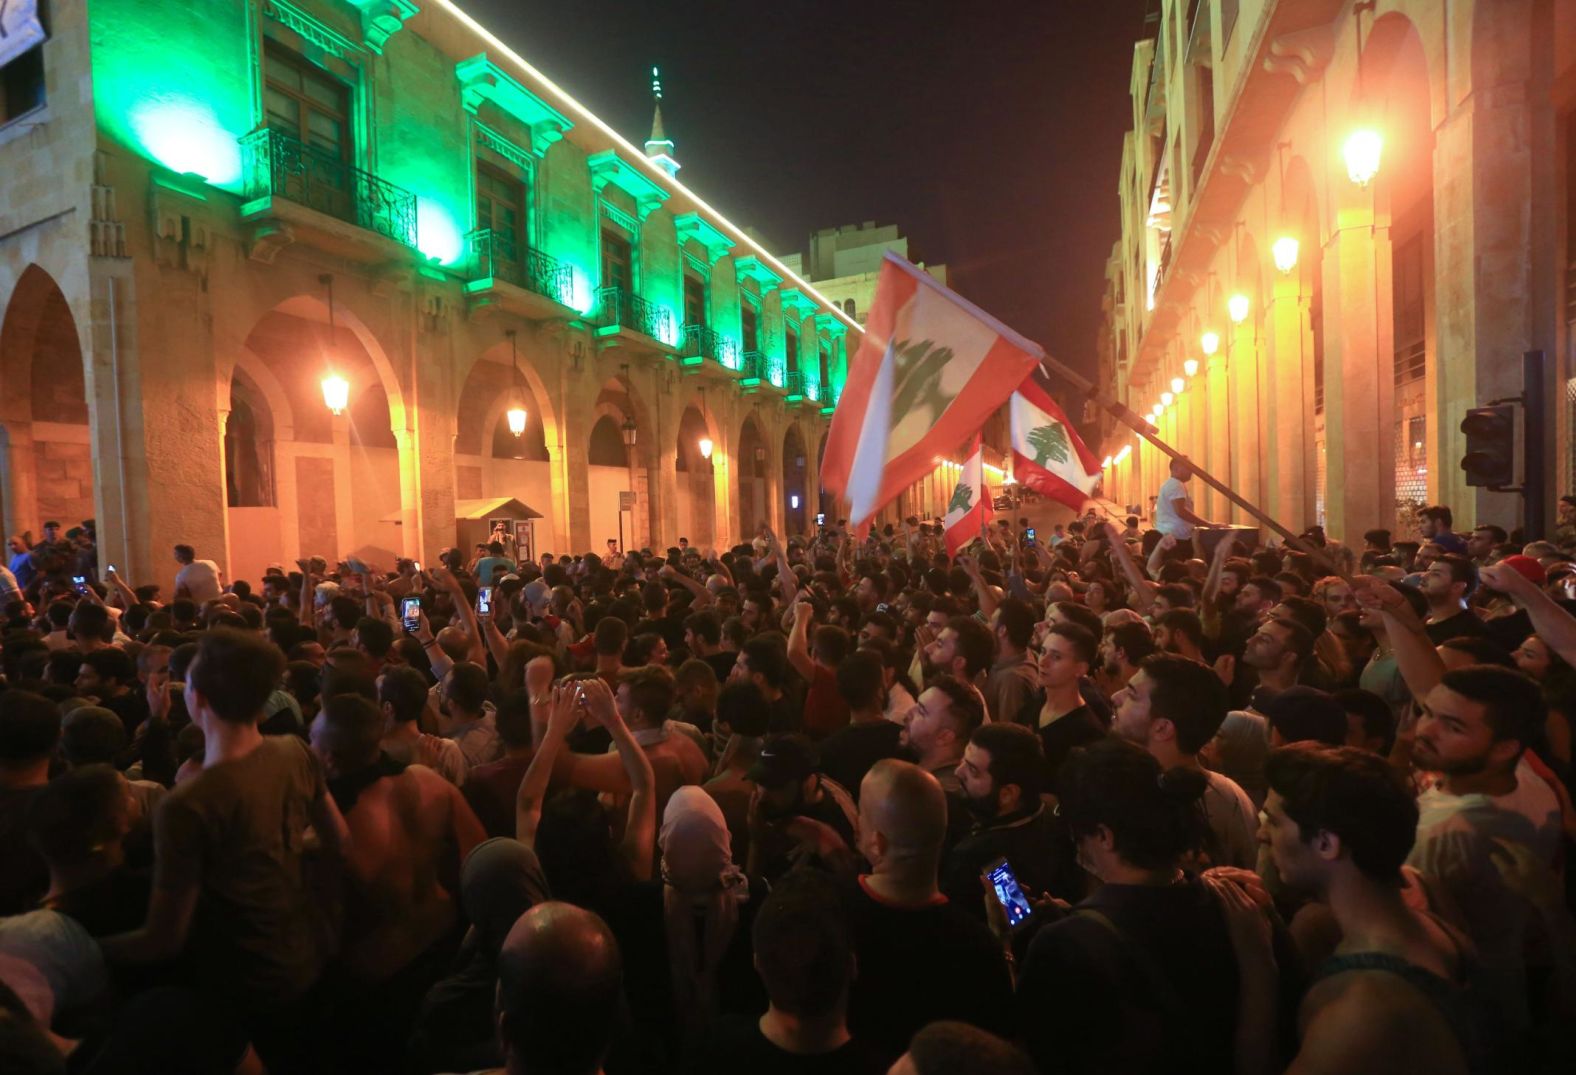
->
[1431, 0, 1559, 526]
[0, 421, 40, 543]
[1227, 324, 1261, 526]
[1321, 210, 1395, 542]
[1265, 276, 1311, 528]
[1205, 354, 1229, 523]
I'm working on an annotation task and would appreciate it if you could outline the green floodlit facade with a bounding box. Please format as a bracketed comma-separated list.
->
[0, 0, 857, 585]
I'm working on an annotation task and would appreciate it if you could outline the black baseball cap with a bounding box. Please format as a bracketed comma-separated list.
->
[747, 734, 818, 787]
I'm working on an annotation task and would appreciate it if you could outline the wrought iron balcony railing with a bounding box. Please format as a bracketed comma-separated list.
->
[784, 370, 810, 399]
[594, 285, 673, 345]
[241, 128, 417, 249]
[741, 350, 767, 381]
[679, 324, 740, 370]
[468, 229, 574, 307]
[818, 382, 839, 408]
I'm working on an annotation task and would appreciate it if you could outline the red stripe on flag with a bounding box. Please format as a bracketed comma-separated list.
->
[820, 261, 920, 495]
[1013, 451, 1096, 512]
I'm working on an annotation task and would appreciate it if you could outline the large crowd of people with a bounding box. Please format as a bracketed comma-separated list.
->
[1, 497, 1575, 1073]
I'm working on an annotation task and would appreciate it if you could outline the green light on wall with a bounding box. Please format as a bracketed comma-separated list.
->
[125, 96, 244, 187]
[416, 197, 464, 266]
[657, 306, 680, 347]
[566, 266, 596, 316]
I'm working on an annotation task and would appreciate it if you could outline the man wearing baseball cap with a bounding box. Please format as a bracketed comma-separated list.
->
[1481, 553, 1544, 652]
[745, 734, 857, 881]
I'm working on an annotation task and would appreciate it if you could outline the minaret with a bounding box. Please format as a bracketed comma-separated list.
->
[644, 66, 680, 178]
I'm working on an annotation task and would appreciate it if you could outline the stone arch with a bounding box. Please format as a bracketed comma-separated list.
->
[0, 264, 92, 540]
[455, 330, 563, 457]
[225, 365, 278, 508]
[675, 403, 718, 546]
[736, 411, 770, 539]
[590, 375, 655, 549]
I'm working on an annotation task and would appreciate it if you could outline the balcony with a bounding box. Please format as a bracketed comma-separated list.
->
[239, 128, 417, 263]
[784, 370, 814, 404]
[739, 350, 787, 393]
[464, 228, 576, 319]
[818, 382, 840, 414]
[592, 285, 673, 350]
[678, 323, 741, 374]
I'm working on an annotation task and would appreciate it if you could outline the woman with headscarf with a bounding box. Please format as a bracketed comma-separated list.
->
[408, 838, 550, 1073]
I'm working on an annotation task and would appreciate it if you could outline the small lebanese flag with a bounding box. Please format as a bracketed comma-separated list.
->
[1010, 369, 1102, 511]
[943, 439, 992, 557]
[821, 252, 1043, 525]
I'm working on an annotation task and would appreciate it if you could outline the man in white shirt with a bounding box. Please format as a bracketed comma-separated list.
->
[1154, 458, 1213, 555]
[172, 544, 222, 604]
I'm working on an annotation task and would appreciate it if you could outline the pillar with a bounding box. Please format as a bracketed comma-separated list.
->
[1265, 275, 1311, 528]
[1227, 322, 1261, 527]
[1205, 353, 1229, 523]
[0, 421, 40, 543]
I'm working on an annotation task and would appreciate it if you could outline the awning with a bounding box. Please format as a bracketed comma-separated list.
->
[381, 496, 543, 523]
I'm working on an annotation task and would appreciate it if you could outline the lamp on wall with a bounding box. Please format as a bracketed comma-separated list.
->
[504, 330, 527, 436]
[1170, 377, 1185, 394]
[1343, 130, 1383, 187]
[1200, 330, 1220, 356]
[318, 274, 348, 415]
[1183, 358, 1199, 377]
[1272, 236, 1300, 274]
[1160, 391, 1174, 406]
[1227, 293, 1250, 324]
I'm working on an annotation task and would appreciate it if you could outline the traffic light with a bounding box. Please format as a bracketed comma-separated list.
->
[1459, 405, 1515, 488]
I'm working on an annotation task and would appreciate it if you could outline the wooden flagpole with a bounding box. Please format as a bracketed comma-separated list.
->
[1032, 353, 1348, 578]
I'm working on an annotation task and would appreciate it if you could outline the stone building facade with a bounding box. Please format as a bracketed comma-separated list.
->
[1096, 0, 1576, 540]
[0, 0, 857, 589]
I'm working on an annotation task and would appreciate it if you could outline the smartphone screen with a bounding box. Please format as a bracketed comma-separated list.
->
[477, 586, 493, 617]
[987, 857, 1034, 929]
[400, 596, 421, 633]
[1026, 527, 1037, 545]
[816, 513, 826, 526]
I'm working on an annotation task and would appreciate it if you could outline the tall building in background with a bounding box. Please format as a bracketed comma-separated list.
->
[0, 0, 860, 588]
[1097, 0, 1576, 539]
[780, 221, 947, 326]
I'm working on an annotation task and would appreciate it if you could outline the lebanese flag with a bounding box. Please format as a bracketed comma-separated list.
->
[821, 252, 1043, 525]
[943, 439, 992, 556]
[1010, 369, 1102, 511]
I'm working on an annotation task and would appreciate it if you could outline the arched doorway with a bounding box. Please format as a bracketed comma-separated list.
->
[783, 424, 808, 536]
[0, 265, 92, 543]
[232, 293, 405, 573]
[455, 339, 557, 554]
[591, 376, 649, 552]
[675, 405, 716, 548]
[737, 415, 767, 539]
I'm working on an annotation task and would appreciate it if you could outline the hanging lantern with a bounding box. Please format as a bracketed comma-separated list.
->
[1170, 377, 1185, 394]
[1343, 129, 1382, 187]
[1201, 331, 1220, 356]
[1183, 358, 1199, 377]
[322, 374, 349, 416]
[1272, 236, 1300, 274]
[698, 437, 714, 460]
[1228, 293, 1250, 324]
[506, 405, 527, 436]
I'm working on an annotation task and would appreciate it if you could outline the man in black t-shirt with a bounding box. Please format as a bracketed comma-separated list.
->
[818, 652, 903, 798]
[1422, 554, 1487, 644]
[747, 735, 858, 881]
[686, 871, 881, 1073]
[844, 760, 1013, 1065]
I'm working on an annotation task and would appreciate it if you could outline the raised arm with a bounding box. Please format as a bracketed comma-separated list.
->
[1482, 563, 1576, 669]
[786, 598, 816, 681]
[585, 679, 657, 881]
[516, 682, 578, 848]
[104, 566, 138, 611]
[1352, 576, 1443, 700]
[659, 563, 713, 609]
[413, 609, 454, 681]
[431, 564, 486, 667]
[1104, 522, 1157, 614]
[959, 553, 1000, 621]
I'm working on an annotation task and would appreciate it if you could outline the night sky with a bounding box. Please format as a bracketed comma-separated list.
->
[456, 0, 1150, 382]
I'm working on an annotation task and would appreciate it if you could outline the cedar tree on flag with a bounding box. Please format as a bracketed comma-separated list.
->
[1009, 369, 1102, 511]
[820, 252, 1043, 525]
[943, 440, 992, 557]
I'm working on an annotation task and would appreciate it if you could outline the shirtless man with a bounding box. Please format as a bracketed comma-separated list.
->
[310, 692, 486, 984]
[1257, 743, 1471, 1073]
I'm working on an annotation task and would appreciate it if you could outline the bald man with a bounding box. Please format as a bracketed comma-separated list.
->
[845, 759, 1013, 1065]
[493, 902, 625, 1075]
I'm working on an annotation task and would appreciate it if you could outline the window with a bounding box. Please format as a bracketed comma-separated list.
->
[683, 272, 707, 327]
[741, 303, 759, 352]
[1, 45, 43, 124]
[785, 329, 799, 373]
[476, 163, 527, 271]
[264, 42, 350, 160]
[843, 298, 857, 318]
[601, 228, 632, 292]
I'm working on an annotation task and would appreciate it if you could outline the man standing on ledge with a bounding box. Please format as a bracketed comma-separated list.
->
[1154, 458, 1214, 558]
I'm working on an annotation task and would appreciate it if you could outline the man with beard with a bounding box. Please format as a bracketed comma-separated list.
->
[1096, 620, 1156, 698]
[1408, 666, 1561, 1045]
[921, 616, 994, 709]
[745, 733, 858, 882]
[942, 722, 1078, 916]
[901, 676, 983, 796]
[1421, 553, 1488, 645]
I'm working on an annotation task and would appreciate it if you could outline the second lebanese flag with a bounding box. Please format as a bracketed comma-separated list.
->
[1010, 368, 1102, 511]
[943, 439, 992, 556]
[821, 252, 1043, 525]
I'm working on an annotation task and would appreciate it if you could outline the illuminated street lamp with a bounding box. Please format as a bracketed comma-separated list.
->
[698, 436, 714, 459]
[1183, 358, 1199, 377]
[321, 374, 349, 416]
[1170, 377, 1185, 394]
[1160, 391, 1174, 406]
[504, 329, 527, 437]
[1272, 236, 1300, 274]
[1227, 293, 1250, 324]
[1201, 331, 1220, 356]
[1343, 129, 1382, 187]
[790, 493, 800, 509]
[621, 416, 637, 448]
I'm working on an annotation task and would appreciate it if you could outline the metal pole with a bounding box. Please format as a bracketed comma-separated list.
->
[1524, 350, 1546, 540]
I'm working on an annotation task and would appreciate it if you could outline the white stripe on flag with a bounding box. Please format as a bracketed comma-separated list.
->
[847, 337, 896, 523]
